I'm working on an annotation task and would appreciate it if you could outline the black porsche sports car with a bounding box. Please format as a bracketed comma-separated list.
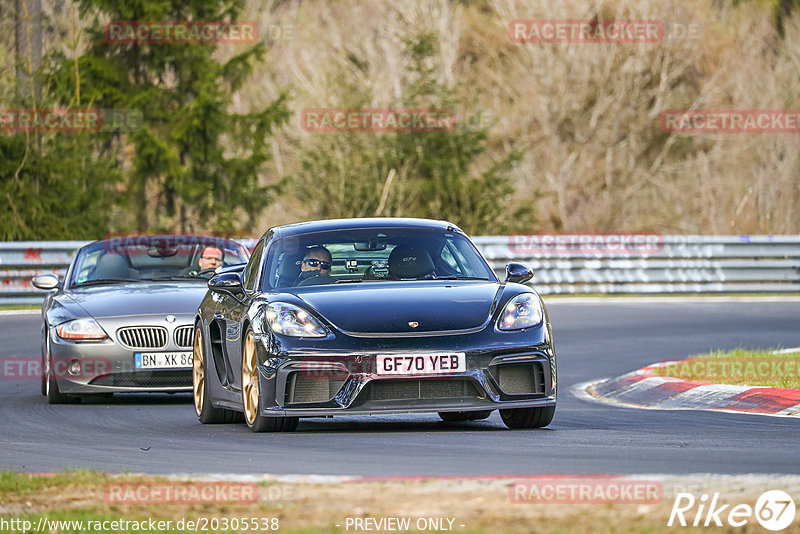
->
[192, 218, 557, 431]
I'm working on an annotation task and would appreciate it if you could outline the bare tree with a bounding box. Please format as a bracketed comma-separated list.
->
[15, 0, 42, 102]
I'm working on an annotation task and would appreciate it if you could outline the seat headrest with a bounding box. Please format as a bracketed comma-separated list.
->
[276, 252, 304, 280]
[388, 245, 435, 279]
[94, 253, 130, 280]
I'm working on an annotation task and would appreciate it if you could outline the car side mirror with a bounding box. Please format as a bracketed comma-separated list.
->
[32, 274, 60, 290]
[217, 262, 247, 275]
[208, 271, 244, 295]
[505, 262, 533, 284]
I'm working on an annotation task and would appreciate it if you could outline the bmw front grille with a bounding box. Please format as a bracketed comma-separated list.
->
[173, 325, 194, 348]
[117, 326, 168, 349]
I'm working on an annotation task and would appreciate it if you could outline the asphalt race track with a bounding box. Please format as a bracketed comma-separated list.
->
[1, 299, 799, 476]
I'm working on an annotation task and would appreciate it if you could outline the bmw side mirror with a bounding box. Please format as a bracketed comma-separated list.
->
[208, 271, 244, 295]
[32, 274, 60, 290]
[505, 263, 533, 284]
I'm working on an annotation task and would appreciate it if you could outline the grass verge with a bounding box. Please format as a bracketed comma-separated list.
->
[7, 471, 794, 533]
[0, 470, 109, 499]
[651, 347, 800, 388]
[0, 305, 39, 311]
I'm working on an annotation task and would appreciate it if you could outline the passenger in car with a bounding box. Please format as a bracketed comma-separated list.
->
[198, 246, 224, 271]
[182, 246, 225, 277]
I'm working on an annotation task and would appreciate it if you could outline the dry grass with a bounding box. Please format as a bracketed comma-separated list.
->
[242, 0, 800, 235]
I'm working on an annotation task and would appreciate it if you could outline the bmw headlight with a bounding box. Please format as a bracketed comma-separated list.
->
[56, 318, 108, 341]
[497, 293, 543, 330]
[266, 302, 327, 337]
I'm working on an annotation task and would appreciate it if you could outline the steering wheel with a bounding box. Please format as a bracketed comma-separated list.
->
[296, 272, 334, 286]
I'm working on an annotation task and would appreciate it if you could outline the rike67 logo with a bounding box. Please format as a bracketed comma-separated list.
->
[669, 490, 796, 531]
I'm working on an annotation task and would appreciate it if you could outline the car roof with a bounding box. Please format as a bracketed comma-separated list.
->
[266, 218, 463, 239]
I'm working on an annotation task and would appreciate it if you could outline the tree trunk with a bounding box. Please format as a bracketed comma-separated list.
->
[15, 0, 42, 102]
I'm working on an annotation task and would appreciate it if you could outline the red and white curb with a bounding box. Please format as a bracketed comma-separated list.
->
[574, 361, 800, 417]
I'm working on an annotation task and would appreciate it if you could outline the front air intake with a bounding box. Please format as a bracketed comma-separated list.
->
[364, 379, 479, 401]
[492, 362, 545, 395]
[285, 373, 346, 404]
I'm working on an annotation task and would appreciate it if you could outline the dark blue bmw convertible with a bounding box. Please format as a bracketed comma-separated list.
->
[192, 218, 557, 431]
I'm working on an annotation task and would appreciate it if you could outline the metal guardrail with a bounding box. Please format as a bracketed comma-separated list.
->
[1, 236, 799, 305]
[474, 235, 800, 294]
[0, 241, 90, 305]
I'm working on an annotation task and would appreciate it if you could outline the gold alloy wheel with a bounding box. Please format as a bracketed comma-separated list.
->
[192, 327, 205, 417]
[242, 330, 259, 426]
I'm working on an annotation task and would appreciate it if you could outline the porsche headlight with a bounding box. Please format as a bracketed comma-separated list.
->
[498, 293, 543, 330]
[56, 318, 108, 341]
[266, 302, 327, 337]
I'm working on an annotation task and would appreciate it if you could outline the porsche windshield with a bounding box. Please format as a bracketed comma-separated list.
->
[263, 228, 497, 289]
[70, 236, 250, 287]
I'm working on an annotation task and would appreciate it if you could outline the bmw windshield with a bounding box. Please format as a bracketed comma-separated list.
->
[69, 236, 250, 288]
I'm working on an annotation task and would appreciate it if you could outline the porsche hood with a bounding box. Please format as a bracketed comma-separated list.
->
[294, 282, 503, 334]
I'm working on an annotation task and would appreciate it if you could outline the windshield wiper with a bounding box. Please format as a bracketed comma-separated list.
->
[334, 279, 363, 284]
[147, 276, 206, 281]
[434, 276, 490, 281]
[74, 278, 136, 287]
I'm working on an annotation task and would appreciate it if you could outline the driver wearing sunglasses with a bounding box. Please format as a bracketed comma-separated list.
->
[295, 245, 334, 286]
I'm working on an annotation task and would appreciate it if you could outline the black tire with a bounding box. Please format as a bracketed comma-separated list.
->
[194, 325, 240, 424]
[40, 353, 47, 396]
[242, 326, 298, 432]
[249, 414, 299, 433]
[500, 405, 556, 429]
[438, 410, 493, 422]
[41, 331, 49, 396]
[46, 354, 79, 404]
[82, 393, 114, 401]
